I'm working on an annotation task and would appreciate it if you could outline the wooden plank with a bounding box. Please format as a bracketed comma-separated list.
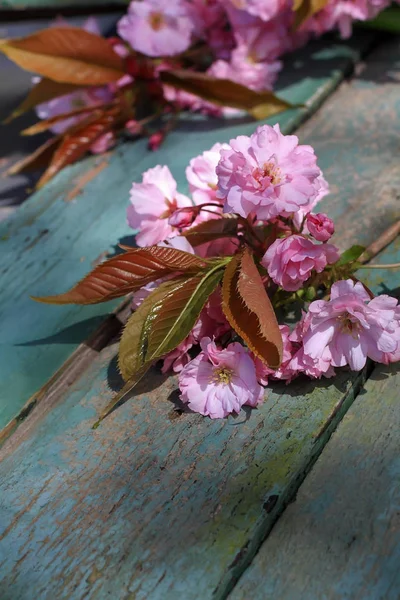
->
[0, 33, 375, 433]
[0, 35, 399, 600]
[229, 364, 400, 600]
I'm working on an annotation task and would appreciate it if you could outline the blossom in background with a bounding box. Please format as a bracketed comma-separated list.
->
[118, 0, 194, 57]
[303, 279, 400, 370]
[222, 0, 289, 23]
[302, 0, 392, 39]
[208, 45, 282, 93]
[306, 212, 335, 242]
[127, 165, 191, 245]
[262, 235, 339, 291]
[216, 124, 324, 220]
[179, 337, 264, 418]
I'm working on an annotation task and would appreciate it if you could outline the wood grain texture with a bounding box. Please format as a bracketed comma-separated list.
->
[0, 34, 375, 432]
[0, 351, 368, 600]
[230, 361, 400, 600]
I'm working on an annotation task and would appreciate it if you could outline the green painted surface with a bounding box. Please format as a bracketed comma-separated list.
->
[0, 34, 375, 432]
[230, 360, 400, 600]
[0, 33, 399, 600]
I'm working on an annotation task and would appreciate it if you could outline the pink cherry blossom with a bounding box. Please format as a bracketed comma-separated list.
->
[288, 313, 335, 378]
[262, 235, 339, 292]
[168, 206, 199, 228]
[90, 131, 116, 154]
[179, 337, 264, 418]
[208, 46, 282, 93]
[186, 142, 230, 205]
[222, 0, 289, 23]
[216, 124, 324, 220]
[292, 173, 330, 230]
[127, 165, 192, 246]
[301, 0, 391, 39]
[306, 212, 335, 242]
[303, 279, 400, 371]
[118, 0, 194, 57]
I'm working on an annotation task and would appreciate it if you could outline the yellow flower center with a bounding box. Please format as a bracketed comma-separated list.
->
[253, 162, 282, 189]
[212, 367, 233, 385]
[338, 313, 361, 338]
[160, 197, 178, 219]
[149, 11, 165, 31]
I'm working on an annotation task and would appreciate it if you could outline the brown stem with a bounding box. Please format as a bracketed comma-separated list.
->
[359, 219, 400, 264]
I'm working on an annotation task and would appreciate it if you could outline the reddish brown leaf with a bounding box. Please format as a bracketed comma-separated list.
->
[36, 108, 120, 188]
[182, 216, 239, 246]
[6, 135, 62, 176]
[160, 69, 293, 120]
[32, 246, 209, 305]
[0, 27, 125, 85]
[222, 247, 282, 368]
[4, 78, 84, 123]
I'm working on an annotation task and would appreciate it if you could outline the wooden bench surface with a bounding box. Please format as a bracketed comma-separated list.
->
[0, 31, 399, 600]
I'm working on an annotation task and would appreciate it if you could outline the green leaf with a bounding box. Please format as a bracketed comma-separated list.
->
[357, 7, 400, 33]
[337, 245, 366, 266]
[160, 69, 294, 120]
[93, 262, 226, 426]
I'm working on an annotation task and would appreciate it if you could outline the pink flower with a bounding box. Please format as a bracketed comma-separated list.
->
[118, 0, 194, 57]
[90, 131, 116, 155]
[148, 131, 165, 151]
[179, 337, 264, 418]
[301, 0, 390, 39]
[306, 212, 335, 242]
[303, 279, 400, 371]
[292, 173, 329, 230]
[216, 124, 324, 220]
[288, 313, 335, 378]
[127, 165, 192, 246]
[168, 206, 199, 228]
[222, 0, 288, 23]
[208, 46, 282, 93]
[253, 325, 295, 384]
[262, 235, 339, 292]
[186, 142, 230, 205]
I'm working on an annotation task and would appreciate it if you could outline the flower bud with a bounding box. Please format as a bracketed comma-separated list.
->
[306, 212, 335, 242]
[168, 206, 198, 228]
[148, 131, 164, 151]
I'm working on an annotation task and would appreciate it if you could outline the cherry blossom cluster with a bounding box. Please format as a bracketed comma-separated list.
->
[35, 1, 398, 148]
[126, 123, 400, 419]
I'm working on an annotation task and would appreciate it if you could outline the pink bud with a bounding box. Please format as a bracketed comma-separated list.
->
[148, 131, 164, 152]
[168, 206, 198, 228]
[306, 212, 335, 242]
[90, 131, 115, 155]
[125, 119, 142, 135]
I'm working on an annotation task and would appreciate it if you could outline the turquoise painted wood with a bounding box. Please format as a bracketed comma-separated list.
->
[0, 34, 399, 600]
[229, 360, 400, 600]
[0, 33, 375, 433]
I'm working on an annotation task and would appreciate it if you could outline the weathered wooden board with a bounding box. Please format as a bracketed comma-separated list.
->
[0, 34, 376, 432]
[230, 363, 400, 600]
[0, 35, 399, 600]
